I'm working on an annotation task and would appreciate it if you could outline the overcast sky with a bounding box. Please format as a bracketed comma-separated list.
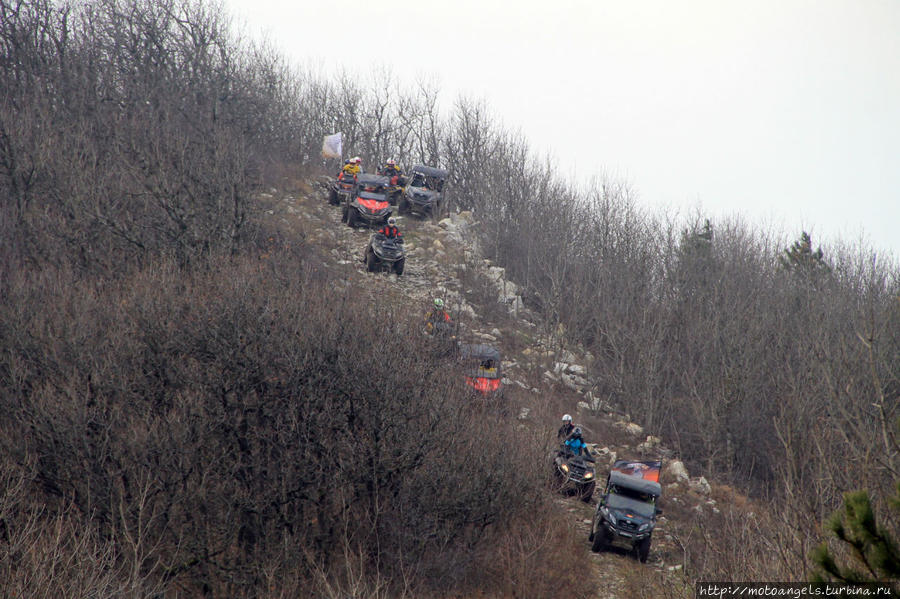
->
[223, 0, 900, 258]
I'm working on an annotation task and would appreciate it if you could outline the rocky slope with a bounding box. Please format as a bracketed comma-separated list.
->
[264, 179, 752, 598]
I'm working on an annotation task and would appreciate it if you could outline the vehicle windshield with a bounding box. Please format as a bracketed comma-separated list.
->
[606, 485, 657, 518]
[359, 191, 386, 201]
[466, 358, 499, 379]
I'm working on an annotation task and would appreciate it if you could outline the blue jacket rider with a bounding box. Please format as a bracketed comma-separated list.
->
[564, 428, 588, 456]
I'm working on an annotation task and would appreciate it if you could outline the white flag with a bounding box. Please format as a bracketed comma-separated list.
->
[321, 132, 342, 159]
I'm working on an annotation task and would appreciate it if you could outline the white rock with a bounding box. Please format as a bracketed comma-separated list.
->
[567, 364, 586, 376]
[543, 371, 558, 382]
[665, 460, 690, 483]
[518, 407, 530, 420]
[690, 476, 711, 496]
[554, 362, 568, 374]
[432, 239, 444, 250]
[491, 328, 502, 337]
[438, 218, 452, 229]
[485, 266, 505, 282]
[624, 422, 644, 436]
[570, 375, 589, 387]
[577, 401, 591, 411]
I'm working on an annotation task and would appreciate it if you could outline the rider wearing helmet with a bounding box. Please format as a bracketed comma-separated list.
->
[377, 216, 401, 239]
[343, 156, 362, 176]
[381, 158, 402, 180]
[425, 297, 451, 326]
[558, 414, 575, 441]
[564, 427, 591, 458]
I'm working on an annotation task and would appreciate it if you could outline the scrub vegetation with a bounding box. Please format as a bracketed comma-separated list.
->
[1, 0, 899, 596]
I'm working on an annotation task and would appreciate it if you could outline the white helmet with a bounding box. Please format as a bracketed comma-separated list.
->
[562, 414, 573, 422]
[386, 158, 396, 166]
[387, 217, 397, 226]
[352, 156, 361, 164]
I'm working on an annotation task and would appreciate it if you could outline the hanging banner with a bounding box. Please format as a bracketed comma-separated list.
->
[321, 132, 342, 158]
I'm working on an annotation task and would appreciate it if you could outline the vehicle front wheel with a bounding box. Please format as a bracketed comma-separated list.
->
[366, 247, 377, 272]
[328, 189, 338, 205]
[347, 208, 358, 228]
[591, 523, 608, 553]
[398, 197, 409, 215]
[580, 481, 596, 503]
[637, 535, 651, 563]
[393, 258, 405, 276]
[341, 204, 348, 222]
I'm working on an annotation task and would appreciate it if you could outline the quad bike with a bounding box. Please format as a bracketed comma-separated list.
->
[364, 232, 406, 275]
[552, 448, 597, 502]
[329, 172, 356, 206]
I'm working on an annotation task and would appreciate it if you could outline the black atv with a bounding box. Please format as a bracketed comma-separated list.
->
[378, 170, 406, 205]
[552, 448, 597, 502]
[328, 172, 357, 206]
[589, 469, 663, 563]
[343, 174, 392, 228]
[364, 232, 406, 275]
[397, 165, 448, 219]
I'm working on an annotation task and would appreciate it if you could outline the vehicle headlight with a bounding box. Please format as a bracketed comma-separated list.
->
[583, 472, 593, 479]
[560, 463, 569, 473]
[638, 523, 650, 532]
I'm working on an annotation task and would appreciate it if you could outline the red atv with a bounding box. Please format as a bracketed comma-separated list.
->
[342, 174, 392, 228]
[459, 343, 503, 397]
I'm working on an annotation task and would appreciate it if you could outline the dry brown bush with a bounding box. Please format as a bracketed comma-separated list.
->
[0, 245, 593, 597]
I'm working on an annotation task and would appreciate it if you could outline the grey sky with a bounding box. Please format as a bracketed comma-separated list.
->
[224, 0, 900, 258]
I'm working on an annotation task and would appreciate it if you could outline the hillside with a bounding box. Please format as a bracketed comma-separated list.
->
[3, 0, 898, 595]
[266, 176, 769, 598]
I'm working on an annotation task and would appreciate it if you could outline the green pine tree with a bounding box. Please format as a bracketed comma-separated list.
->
[676, 218, 715, 293]
[811, 482, 900, 592]
[779, 231, 832, 279]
